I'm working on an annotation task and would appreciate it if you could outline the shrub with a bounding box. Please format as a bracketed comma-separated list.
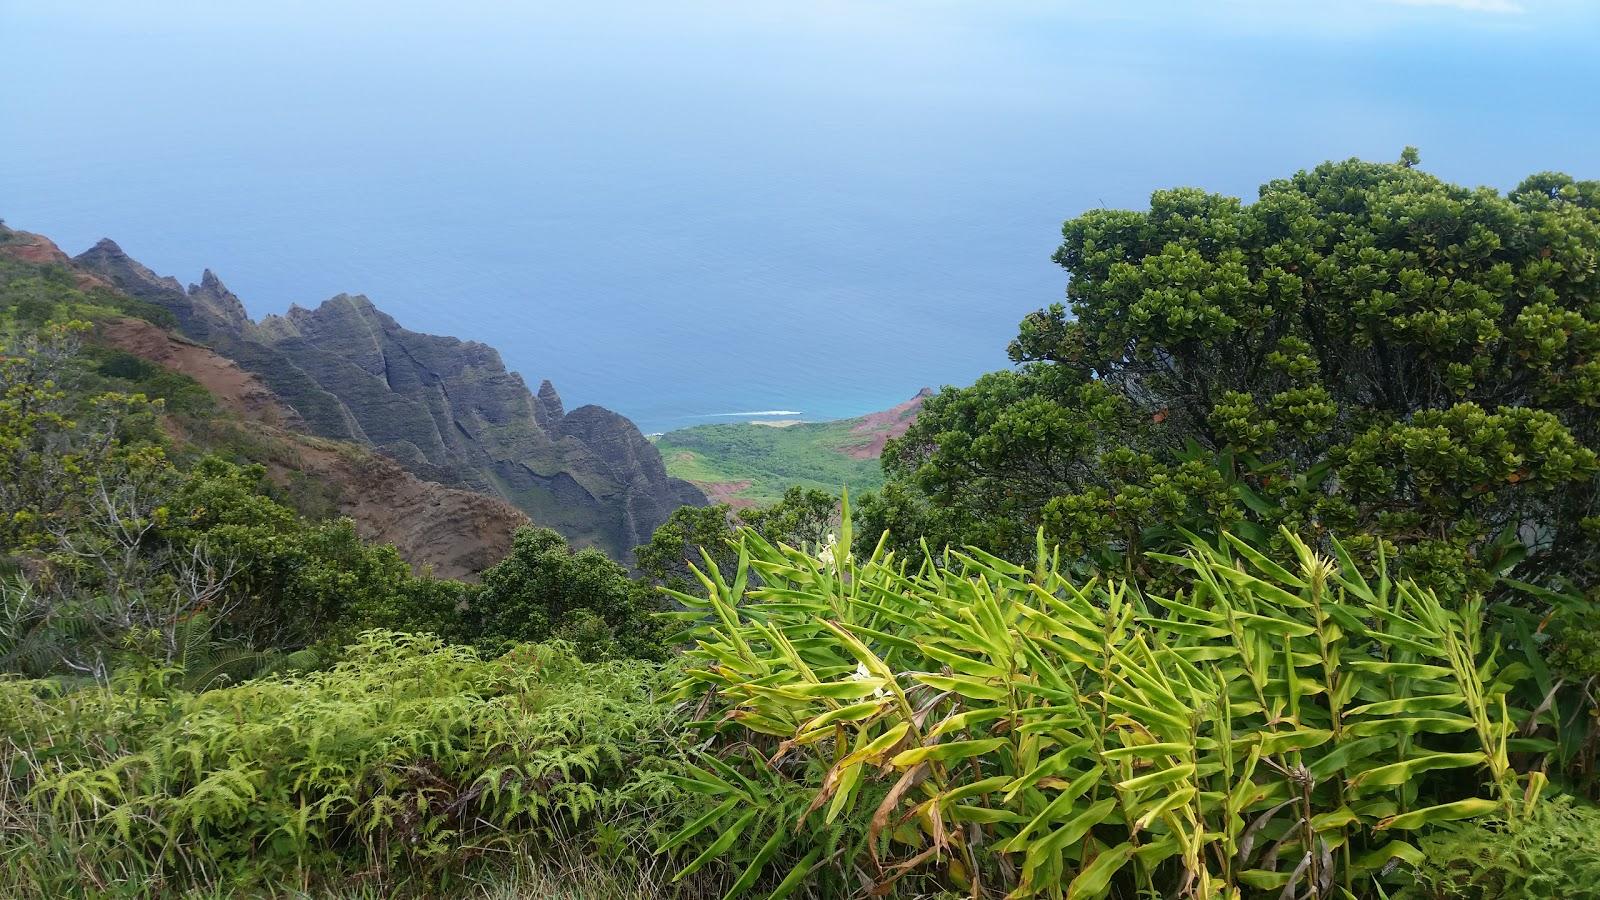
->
[871, 156, 1600, 595]
[1405, 793, 1600, 898]
[665, 512, 1550, 898]
[466, 526, 669, 661]
[0, 633, 689, 897]
[636, 486, 840, 597]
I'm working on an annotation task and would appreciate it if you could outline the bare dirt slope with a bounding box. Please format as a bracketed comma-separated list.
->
[261, 434, 529, 579]
[843, 387, 933, 459]
[100, 318, 304, 430]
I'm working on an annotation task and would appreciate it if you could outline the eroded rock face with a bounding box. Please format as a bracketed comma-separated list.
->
[96, 316, 526, 580]
[73, 241, 706, 561]
[187, 270, 253, 335]
[246, 294, 706, 558]
[558, 404, 710, 547]
[272, 437, 529, 581]
[73, 240, 367, 442]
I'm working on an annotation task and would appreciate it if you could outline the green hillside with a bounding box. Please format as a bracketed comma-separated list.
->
[654, 420, 883, 505]
[653, 391, 927, 506]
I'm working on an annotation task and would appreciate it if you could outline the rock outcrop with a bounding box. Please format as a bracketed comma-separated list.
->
[73, 241, 706, 561]
[269, 436, 529, 580]
[96, 316, 527, 580]
[73, 240, 366, 441]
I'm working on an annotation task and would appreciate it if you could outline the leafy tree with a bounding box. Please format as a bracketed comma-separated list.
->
[0, 322, 114, 549]
[740, 485, 839, 548]
[0, 323, 215, 678]
[0, 324, 459, 675]
[163, 457, 426, 649]
[635, 486, 840, 594]
[469, 526, 666, 660]
[873, 154, 1600, 593]
[635, 503, 741, 595]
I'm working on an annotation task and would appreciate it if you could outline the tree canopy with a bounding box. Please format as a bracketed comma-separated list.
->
[869, 154, 1600, 594]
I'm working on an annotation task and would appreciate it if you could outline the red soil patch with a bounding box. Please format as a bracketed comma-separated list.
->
[694, 479, 758, 509]
[99, 317, 302, 429]
[0, 230, 113, 290]
[842, 388, 932, 460]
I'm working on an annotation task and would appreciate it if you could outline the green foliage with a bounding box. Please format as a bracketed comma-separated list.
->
[0, 633, 688, 897]
[866, 370, 1189, 565]
[1549, 605, 1600, 682]
[873, 156, 1600, 594]
[637, 503, 749, 597]
[667, 517, 1551, 898]
[167, 456, 428, 649]
[0, 321, 473, 677]
[1405, 793, 1600, 898]
[0, 252, 178, 330]
[1490, 582, 1600, 795]
[739, 485, 840, 549]
[636, 486, 839, 596]
[459, 526, 668, 661]
[89, 345, 217, 418]
[655, 419, 888, 505]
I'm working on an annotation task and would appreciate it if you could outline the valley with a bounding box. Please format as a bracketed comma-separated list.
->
[654, 388, 930, 506]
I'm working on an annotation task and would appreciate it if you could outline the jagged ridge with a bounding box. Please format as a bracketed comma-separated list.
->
[72, 239, 706, 560]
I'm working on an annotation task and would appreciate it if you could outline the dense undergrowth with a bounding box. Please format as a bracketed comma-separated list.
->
[0, 635, 694, 898]
[4, 519, 1597, 898]
[662, 517, 1597, 899]
[5, 160, 1600, 897]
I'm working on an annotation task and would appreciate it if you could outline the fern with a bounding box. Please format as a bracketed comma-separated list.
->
[0, 633, 695, 897]
[1404, 794, 1600, 898]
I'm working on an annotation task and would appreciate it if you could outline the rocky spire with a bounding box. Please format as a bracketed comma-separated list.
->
[74, 238, 185, 297]
[187, 269, 252, 331]
[537, 379, 565, 421]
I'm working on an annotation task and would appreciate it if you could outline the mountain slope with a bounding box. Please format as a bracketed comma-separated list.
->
[654, 389, 930, 506]
[0, 225, 529, 579]
[97, 315, 531, 580]
[71, 238, 704, 559]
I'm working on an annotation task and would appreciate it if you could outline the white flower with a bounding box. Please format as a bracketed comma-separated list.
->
[848, 662, 888, 698]
[818, 533, 839, 568]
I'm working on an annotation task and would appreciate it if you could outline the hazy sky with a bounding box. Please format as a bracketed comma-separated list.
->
[4, 1, 1599, 428]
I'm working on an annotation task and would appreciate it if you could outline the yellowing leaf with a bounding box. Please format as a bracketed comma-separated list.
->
[1376, 797, 1500, 831]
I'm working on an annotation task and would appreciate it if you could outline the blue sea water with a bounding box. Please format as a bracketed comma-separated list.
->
[4, 1, 1599, 433]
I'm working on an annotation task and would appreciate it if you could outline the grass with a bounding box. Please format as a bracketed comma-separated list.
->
[653, 419, 886, 505]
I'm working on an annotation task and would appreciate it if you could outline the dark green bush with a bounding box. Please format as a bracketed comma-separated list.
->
[473, 526, 668, 661]
[869, 155, 1600, 597]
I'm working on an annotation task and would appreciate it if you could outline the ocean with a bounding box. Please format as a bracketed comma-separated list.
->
[4, 1, 1598, 433]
